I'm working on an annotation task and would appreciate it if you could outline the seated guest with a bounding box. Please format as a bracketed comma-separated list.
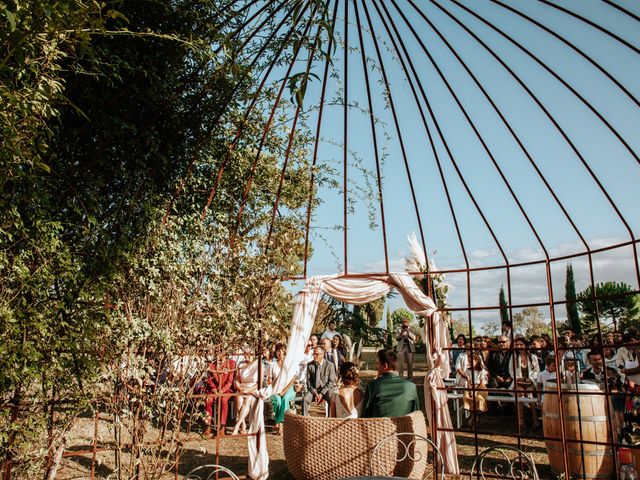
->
[510, 337, 540, 430]
[332, 334, 347, 364]
[603, 345, 618, 371]
[296, 338, 315, 386]
[268, 343, 296, 434]
[540, 334, 552, 357]
[615, 334, 637, 378]
[570, 336, 587, 371]
[451, 334, 466, 366]
[613, 330, 623, 349]
[362, 349, 419, 418]
[472, 336, 489, 364]
[330, 362, 364, 418]
[488, 335, 513, 389]
[502, 320, 513, 339]
[529, 336, 546, 371]
[260, 346, 271, 387]
[204, 355, 236, 437]
[619, 340, 640, 384]
[558, 334, 578, 371]
[604, 331, 616, 350]
[537, 354, 559, 404]
[232, 349, 259, 435]
[583, 350, 621, 391]
[303, 346, 337, 416]
[321, 337, 344, 372]
[454, 342, 469, 387]
[562, 358, 580, 383]
[462, 352, 489, 428]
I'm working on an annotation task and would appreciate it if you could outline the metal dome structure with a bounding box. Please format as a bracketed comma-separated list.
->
[193, 1, 640, 477]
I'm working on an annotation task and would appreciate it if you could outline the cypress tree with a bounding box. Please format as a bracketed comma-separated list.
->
[566, 263, 581, 334]
[386, 307, 393, 349]
[499, 285, 509, 326]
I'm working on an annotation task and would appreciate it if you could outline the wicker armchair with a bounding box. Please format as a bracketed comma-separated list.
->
[283, 410, 428, 480]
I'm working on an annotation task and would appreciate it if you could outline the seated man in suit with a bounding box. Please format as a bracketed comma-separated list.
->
[487, 335, 513, 390]
[302, 346, 337, 415]
[362, 349, 420, 418]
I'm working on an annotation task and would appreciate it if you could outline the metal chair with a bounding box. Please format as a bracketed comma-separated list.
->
[370, 432, 445, 479]
[183, 464, 239, 480]
[469, 446, 540, 480]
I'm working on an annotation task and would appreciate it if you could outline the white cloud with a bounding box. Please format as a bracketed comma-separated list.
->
[470, 249, 493, 259]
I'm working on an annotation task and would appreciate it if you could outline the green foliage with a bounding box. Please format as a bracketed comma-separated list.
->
[482, 321, 500, 337]
[450, 317, 477, 340]
[499, 285, 509, 326]
[577, 282, 640, 334]
[362, 297, 386, 327]
[513, 307, 552, 338]
[390, 308, 417, 329]
[565, 263, 581, 334]
[0, 0, 322, 476]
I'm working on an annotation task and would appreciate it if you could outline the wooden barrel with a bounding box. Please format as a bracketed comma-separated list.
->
[543, 381, 617, 479]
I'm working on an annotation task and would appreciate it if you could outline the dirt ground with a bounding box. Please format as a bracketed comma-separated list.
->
[58, 367, 554, 479]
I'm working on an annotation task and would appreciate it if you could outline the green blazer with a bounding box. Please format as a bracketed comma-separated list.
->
[362, 372, 420, 418]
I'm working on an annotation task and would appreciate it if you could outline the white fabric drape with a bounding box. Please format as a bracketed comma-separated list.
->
[247, 273, 459, 479]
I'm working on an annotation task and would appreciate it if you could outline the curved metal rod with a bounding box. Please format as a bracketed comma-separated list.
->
[403, 0, 550, 258]
[357, 0, 430, 271]
[603, 0, 640, 22]
[233, 2, 322, 236]
[201, 0, 313, 220]
[371, 2, 489, 436]
[183, 464, 240, 480]
[456, 0, 640, 170]
[353, 0, 390, 274]
[536, 0, 640, 55]
[370, 0, 472, 270]
[343, 0, 350, 274]
[265, 1, 333, 253]
[469, 445, 539, 480]
[303, 0, 340, 277]
[491, 0, 640, 109]
[370, 432, 446, 479]
[429, 0, 640, 286]
[163, 0, 293, 224]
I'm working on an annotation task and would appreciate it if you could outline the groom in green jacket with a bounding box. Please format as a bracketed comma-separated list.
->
[362, 349, 420, 418]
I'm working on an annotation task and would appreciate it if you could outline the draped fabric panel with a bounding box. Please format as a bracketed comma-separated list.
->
[247, 273, 459, 479]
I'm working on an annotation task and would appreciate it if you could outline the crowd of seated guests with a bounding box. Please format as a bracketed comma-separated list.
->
[195, 323, 360, 436]
[450, 324, 636, 430]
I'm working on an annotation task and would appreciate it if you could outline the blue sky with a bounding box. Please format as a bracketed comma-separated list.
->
[242, 1, 640, 330]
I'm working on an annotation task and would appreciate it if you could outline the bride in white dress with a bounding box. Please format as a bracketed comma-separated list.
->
[330, 362, 364, 418]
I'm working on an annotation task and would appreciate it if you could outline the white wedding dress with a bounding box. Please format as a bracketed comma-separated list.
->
[334, 388, 364, 418]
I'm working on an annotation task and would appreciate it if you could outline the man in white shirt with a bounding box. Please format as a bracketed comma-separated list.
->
[320, 321, 339, 340]
[583, 350, 621, 390]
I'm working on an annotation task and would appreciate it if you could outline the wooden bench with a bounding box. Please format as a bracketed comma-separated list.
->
[444, 379, 537, 428]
